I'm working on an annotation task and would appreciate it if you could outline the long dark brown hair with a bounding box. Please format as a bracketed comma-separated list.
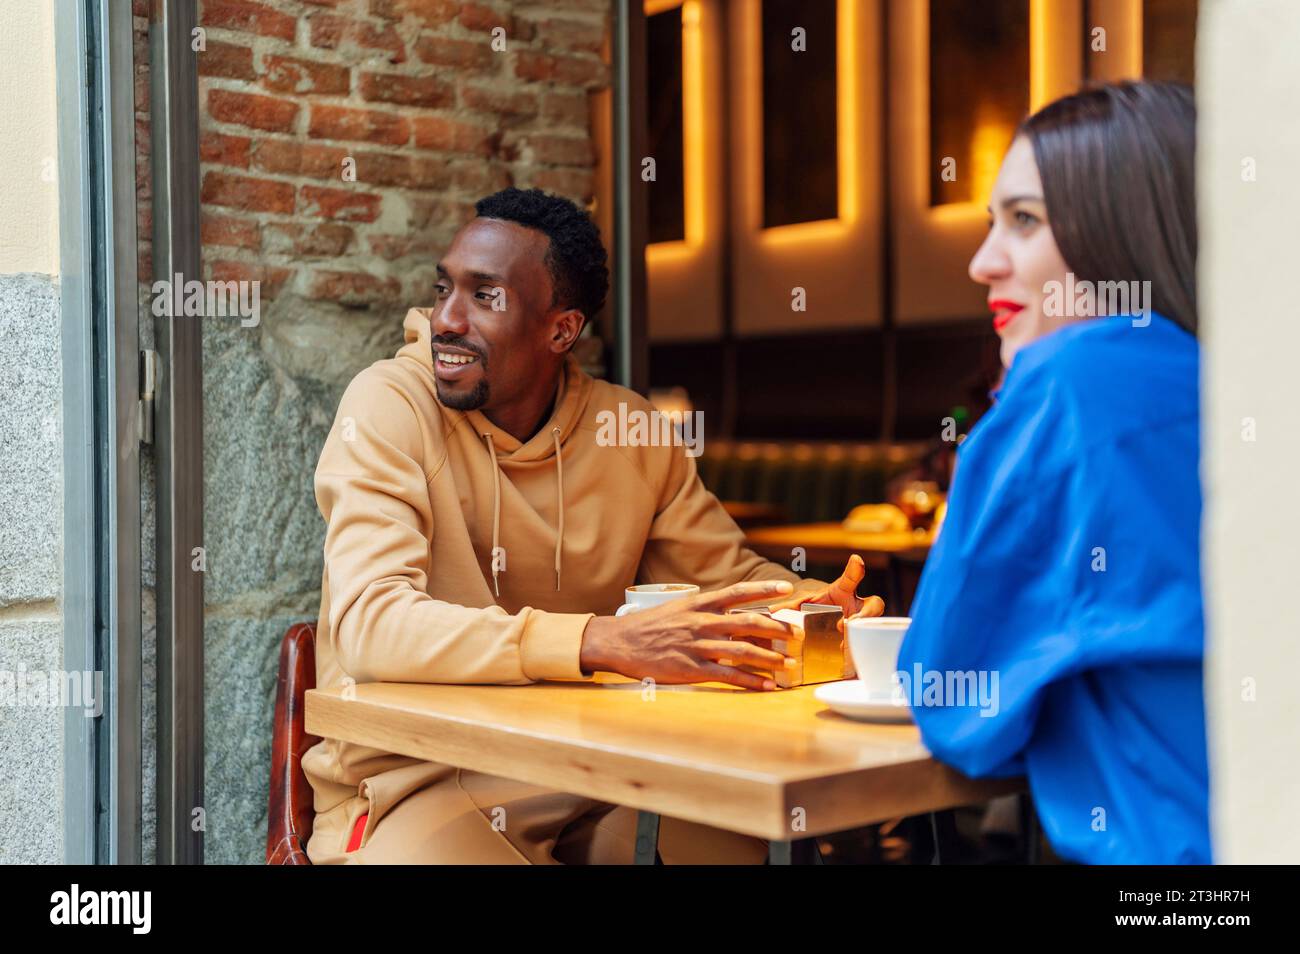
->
[1018, 81, 1198, 335]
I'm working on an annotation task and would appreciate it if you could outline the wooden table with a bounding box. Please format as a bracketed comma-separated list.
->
[744, 521, 933, 570]
[305, 676, 1022, 863]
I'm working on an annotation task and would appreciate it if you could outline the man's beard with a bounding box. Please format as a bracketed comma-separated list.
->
[436, 377, 489, 410]
[431, 334, 489, 409]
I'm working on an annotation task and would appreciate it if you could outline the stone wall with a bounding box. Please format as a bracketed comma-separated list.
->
[0, 274, 64, 865]
[185, 0, 610, 864]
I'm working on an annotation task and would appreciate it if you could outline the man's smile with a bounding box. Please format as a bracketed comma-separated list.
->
[433, 342, 486, 382]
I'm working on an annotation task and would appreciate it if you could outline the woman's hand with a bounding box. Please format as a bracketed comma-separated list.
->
[767, 555, 886, 632]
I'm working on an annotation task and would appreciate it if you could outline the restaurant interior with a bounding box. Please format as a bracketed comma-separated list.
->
[586, 0, 1197, 610]
[286, 0, 1208, 867]
[525, 0, 1203, 864]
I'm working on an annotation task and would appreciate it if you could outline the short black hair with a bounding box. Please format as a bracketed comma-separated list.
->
[474, 187, 609, 323]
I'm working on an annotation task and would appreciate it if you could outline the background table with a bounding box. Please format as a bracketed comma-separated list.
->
[744, 521, 935, 613]
[305, 676, 1022, 861]
[744, 521, 933, 569]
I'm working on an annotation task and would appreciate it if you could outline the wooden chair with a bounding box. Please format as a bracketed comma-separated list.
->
[266, 621, 319, 865]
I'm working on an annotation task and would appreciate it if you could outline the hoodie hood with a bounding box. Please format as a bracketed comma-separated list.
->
[395, 306, 595, 593]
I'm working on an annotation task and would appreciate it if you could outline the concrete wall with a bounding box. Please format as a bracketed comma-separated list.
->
[0, 1, 62, 865]
[0, 275, 63, 865]
[1199, 0, 1300, 863]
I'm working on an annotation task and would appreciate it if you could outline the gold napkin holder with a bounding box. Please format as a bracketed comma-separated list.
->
[729, 603, 854, 688]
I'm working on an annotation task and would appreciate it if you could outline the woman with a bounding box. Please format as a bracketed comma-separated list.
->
[896, 81, 1209, 863]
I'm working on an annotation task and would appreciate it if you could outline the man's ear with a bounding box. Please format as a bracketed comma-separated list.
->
[549, 308, 587, 354]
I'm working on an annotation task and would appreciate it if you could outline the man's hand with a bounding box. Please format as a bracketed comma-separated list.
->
[767, 555, 886, 633]
[579, 580, 805, 690]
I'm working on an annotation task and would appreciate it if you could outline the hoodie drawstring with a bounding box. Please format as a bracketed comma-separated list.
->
[482, 433, 503, 597]
[552, 426, 564, 592]
[480, 428, 566, 596]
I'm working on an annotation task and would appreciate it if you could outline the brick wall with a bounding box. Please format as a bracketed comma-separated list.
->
[192, 0, 610, 312]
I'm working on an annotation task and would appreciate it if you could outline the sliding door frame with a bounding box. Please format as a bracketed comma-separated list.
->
[150, 0, 206, 867]
[56, 0, 142, 865]
[56, 0, 206, 865]
[611, 0, 650, 393]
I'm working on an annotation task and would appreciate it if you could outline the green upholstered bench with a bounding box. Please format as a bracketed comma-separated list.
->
[697, 441, 927, 525]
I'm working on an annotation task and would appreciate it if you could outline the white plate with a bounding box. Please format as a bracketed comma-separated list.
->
[814, 680, 913, 723]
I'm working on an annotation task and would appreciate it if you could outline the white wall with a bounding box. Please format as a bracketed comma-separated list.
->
[1200, 0, 1300, 864]
[0, 0, 59, 274]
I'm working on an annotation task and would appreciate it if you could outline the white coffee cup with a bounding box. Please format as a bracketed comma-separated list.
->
[845, 616, 911, 699]
[615, 583, 700, 616]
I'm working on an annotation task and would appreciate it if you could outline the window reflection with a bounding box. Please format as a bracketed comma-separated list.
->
[1143, 0, 1198, 85]
[761, 0, 838, 227]
[647, 4, 686, 244]
[929, 0, 1029, 207]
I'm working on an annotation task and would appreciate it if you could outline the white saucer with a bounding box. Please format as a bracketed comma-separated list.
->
[814, 680, 913, 723]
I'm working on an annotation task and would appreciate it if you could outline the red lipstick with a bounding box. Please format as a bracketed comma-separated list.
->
[989, 299, 1024, 332]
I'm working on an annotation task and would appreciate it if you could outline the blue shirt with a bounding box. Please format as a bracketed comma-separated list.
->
[897, 312, 1210, 863]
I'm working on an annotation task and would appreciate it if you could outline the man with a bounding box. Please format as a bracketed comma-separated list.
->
[304, 188, 881, 864]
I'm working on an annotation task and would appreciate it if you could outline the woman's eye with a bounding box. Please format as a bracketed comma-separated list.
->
[1013, 210, 1039, 228]
[434, 284, 449, 296]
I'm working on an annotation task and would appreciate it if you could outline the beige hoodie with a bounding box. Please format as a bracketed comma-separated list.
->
[302, 307, 821, 839]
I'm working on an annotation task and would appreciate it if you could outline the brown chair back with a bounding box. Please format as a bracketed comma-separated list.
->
[266, 621, 320, 865]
